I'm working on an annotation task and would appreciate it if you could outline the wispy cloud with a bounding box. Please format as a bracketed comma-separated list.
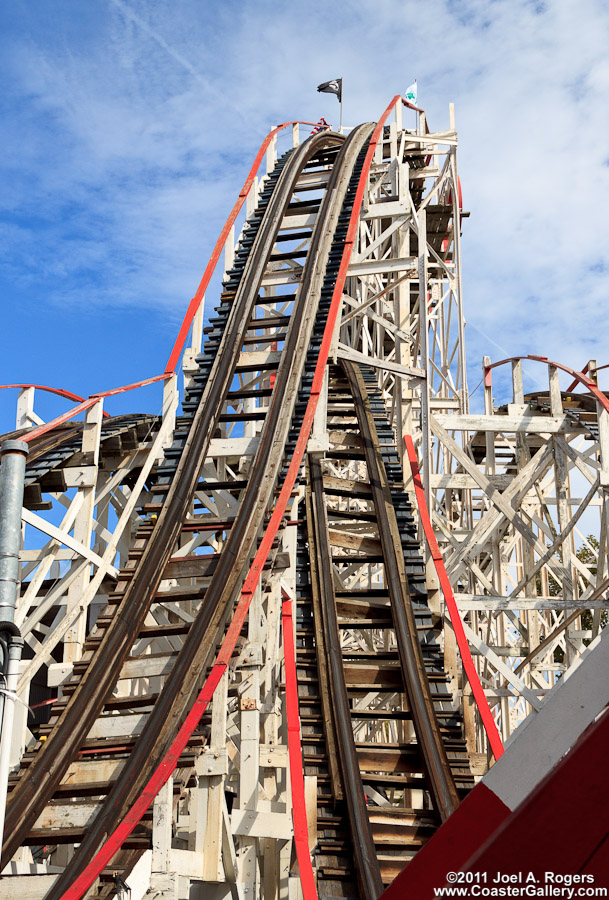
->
[108, 0, 210, 89]
[0, 0, 608, 414]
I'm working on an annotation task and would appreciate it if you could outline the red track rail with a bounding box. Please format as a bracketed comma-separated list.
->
[0, 384, 111, 420]
[404, 435, 504, 760]
[21, 397, 101, 444]
[164, 119, 319, 375]
[19, 372, 174, 444]
[282, 591, 318, 900]
[2, 124, 319, 438]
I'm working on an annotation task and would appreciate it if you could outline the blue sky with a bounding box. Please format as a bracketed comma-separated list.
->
[1, 0, 608, 428]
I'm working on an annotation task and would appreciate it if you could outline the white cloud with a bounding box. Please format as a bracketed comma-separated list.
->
[0, 0, 608, 403]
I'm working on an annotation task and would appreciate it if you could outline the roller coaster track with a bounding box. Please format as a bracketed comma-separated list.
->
[2, 97, 609, 900]
[6, 120, 419, 897]
[299, 362, 472, 898]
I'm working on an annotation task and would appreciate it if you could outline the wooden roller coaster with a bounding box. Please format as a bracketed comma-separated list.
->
[0, 96, 608, 900]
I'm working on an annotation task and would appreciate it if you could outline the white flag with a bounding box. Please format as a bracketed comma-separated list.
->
[405, 81, 417, 103]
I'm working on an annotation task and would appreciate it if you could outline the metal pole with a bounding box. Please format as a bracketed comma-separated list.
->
[0, 439, 28, 858]
[0, 634, 24, 857]
[0, 440, 28, 632]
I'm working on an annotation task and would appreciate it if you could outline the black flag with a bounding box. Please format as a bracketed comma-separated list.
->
[317, 78, 342, 102]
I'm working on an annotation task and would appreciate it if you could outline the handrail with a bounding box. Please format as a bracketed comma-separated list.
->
[90, 372, 172, 398]
[21, 398, 101, 444]
[282, 591, 318, 900]
[0, 384, 111, 420]
[483, 355, 609, 415]
[3, 123, 319, 432]
[61, 94, 404, 900]
[404, 434, 505, 760]
[5, 105, 416, 427]
[164, 119, 319, 375]
[18, 372, 173, 444]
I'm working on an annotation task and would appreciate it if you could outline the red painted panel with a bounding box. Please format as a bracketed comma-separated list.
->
[379, 784, 510, 900]
[457, 708, 609, 882]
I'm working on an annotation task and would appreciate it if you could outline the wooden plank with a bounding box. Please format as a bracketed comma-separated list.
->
[347, 257, 416, 277]
[33, 802, 99, 831]
[237, 350, 282, 368]
[357, 748, 417, 775]
[117, 653, 175, 680]
[337, 344, 424, 379]
[0, 875, 60, 899]
[434, 413, 581, 434]
[259, 744, 288, 768]
[305, 775, 318, 851]
[454, 595, 609, 611]
[322, 474, 372, 497]
[328, 529, 382, 555]
[231, 808, 292, 841]
[60, 757, 124, 786]
[62, 466, 98, 488]
[87, 712, 149, 740]
[329, 430, 363, 449]
[280, 213, 317, 229]
[208, 437, 260, 458]
[342, 664, 402, 687]
[260, 269, 301, 287]
[362, 201, 410, 219]
[335, 597, 391, 618]
[430, 473, 513, 490]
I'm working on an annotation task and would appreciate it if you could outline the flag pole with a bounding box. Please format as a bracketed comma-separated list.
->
[339, 90, 343, 133]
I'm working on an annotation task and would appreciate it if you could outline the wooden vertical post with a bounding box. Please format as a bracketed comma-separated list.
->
[266, 133, 278, 174]
[238, 584, 263, 900]
[395, 127, 414, 490]
[152, 776, 173, 875]
[200, 669, 229, 881]
[418, 208, 432, 512]
[246, 178, 258, 219]
[225, 224, 235, 273]
[63, 399, 103, 664]
[395, 99, 402, 133]
[161, 373, 178, 451]
[450, 149, 468, 413]
[16, 387, 43, 429]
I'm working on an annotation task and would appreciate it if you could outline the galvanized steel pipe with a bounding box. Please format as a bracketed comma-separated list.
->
[0, 634, 24, 856]
[0, 439, 27, 861]
[0, 440, 28, 633]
